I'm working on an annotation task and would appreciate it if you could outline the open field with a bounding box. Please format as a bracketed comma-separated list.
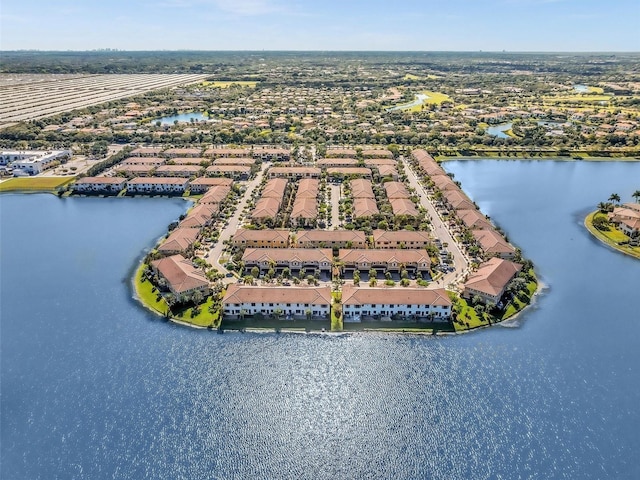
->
[0, 73, 209, 128]
[0, 176, 74, 192]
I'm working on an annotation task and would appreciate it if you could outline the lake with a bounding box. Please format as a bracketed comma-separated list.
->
[2, 160, 640, 479]
[153, 112, 208, 125]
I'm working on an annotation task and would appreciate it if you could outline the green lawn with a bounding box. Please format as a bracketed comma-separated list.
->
[134, 264, 169, 315]
[585, 211, 640, 259]
[0, 176, 74, 192]
[173, 296, 220, 328]
[134, 264, 221, 327]
[453, 297, 489, 331]
[331, 291, 343, 331]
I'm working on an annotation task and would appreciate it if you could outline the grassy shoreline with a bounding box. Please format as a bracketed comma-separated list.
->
[132, 262, 221, 328]
[0, 176, 74, 192]
[584, 211, 640, 260]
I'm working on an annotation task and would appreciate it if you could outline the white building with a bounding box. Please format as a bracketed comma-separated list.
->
[341, 285, 452, 322]
[73, 177, 126, 194]
[223, 285, 331, 319]
[1, 150, 72, 175]
[126, 177, 190, 194]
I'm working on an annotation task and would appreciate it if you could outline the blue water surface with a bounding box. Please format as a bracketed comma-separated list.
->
[1, 160, 639, 479]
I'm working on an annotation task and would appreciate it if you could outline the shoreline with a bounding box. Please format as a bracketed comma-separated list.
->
[583, 211, 640, 260]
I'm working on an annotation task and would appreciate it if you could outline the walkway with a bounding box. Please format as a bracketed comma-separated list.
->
[205, 162, 269, 285]
[402, 159, 470, 288]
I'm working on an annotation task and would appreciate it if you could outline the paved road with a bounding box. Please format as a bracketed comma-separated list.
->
[204, 162, 269, 285]
[329, 184, 341, 228]
[402, 158, 470, 288]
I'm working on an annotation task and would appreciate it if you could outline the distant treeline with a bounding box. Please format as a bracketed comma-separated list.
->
[2, 51, 639, 75]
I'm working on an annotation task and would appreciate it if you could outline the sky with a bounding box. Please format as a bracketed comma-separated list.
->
[1, 0, 639, 51]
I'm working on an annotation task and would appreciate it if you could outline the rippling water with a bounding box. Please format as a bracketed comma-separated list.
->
[2, 161, 639, 479]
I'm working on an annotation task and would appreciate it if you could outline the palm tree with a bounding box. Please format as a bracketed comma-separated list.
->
[597, 202, 609, 213]
[633, 190, 640, 203]
[608, 193, 621, 204]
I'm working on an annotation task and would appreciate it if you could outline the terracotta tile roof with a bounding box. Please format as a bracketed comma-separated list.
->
[296, 230, 367, 244]
[326, 167, 372, 176]
[261, 178, 288, 198]
[384, 181, 411, 199]
[364, 158, 396, 166]
[377, 165, 398, 177]
[151, 254, 208, 295]
[317, 158, 359, 167]
[430, 174, 458, 191]
[158, 227, 199, 253]
[164, 148, 202, 156]
[339, 249, 430, 266]
[242, 248, 332, 264]
[155, 165, 203, 176]
[341, 285, 451, 307]
[180, 204, 218, 228]
[354, 197, 379, 218]
[169, 157, 208, 165]
[233, 229, 290, 244]
[457, 209, 492, 229]
[291, 196, 318, 219]
[252, 197, 281, 219]
[189, 177, 234, 188]
[206, 165, 251, 174]
[295, 179, 319, 198]
[200, 185, 231, 203]
[464, 258, 522, 297]
[204, 147, 251, 157]
[223, 285, 332, 306]
[127, 177, 190, 185]
[351, 179, 375, 198]
[75, 177, 126, 185]
[472, 229, 515, 256]
[211, 157, 256, 166]
[390, 198, 419, 216]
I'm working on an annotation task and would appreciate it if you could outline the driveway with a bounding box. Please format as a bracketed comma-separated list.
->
[329, 183, 341, 228]
[402, 158, 470, 288]
[204, 162, 269, 285]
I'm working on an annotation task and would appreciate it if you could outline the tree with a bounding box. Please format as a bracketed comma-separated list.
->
[369, 268, 377, 280]
[592, 215, 610, 231]
[191, 290, 204, 305]
[608, 193, 621, 204]
[306, 309, 312, 321]
[353, 270, 361, 286]
[251, 266, 260, 279]
[369, 277, 377, 287]
[633, 190, 640, 203]
[282, 267, 290, 279]
[273, 308, 283, 321]
[597, 202, 609, 213]
[243, 275, 254, 285]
